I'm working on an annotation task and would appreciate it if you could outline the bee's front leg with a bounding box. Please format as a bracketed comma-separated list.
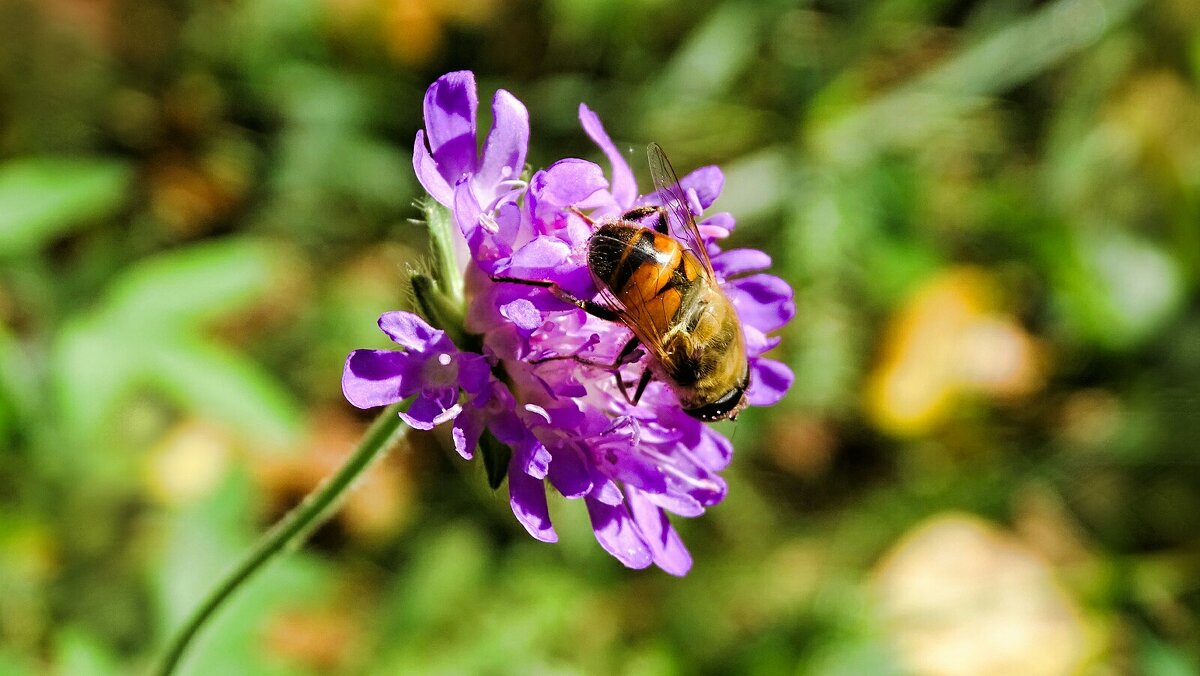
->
[490, 275, 621, 322]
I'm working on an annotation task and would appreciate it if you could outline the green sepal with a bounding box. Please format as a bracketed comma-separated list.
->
[422, 199, 464, 304]
[478, 430, 512, 490]
[410, 272, 470, 349]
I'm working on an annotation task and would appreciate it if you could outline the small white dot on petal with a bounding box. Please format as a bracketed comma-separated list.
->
[438, 353, 452, 366]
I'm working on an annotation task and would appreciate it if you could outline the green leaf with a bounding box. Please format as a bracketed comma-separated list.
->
[54, 627, 122, 676]
[53, 316, 137, 446]
[0, 157, 131, 256]
[142, 339, 302, 448]
[104, 238, 286, 329]
[52, 239, 304, 446]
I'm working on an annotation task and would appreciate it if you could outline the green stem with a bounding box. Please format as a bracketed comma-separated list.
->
[155, 403, 408, 675]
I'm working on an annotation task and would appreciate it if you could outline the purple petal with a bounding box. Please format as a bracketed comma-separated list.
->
[596, 447, 668, 494]
[726, 274, 795, 333]
[585, 497, 652, 569]
[451, 409, 483, 460]
[413, 130, 454, 206]
[627, 487, 692, 576]
[712, 248, 772, 278]
[378, 311, 444, 351]
[500, 298, 543, 333]
[747, 357, 793, 407]
[693, 426, 733, 471]
[453, 177, 484, 244]
[579, 104, 636, 208]
[398, 389, 461, 430]
[680, 166, 724, 209]
[342, 349, 418, 408]
[456, 353, 493, 396]
[643, 490, 705, 518]
[477, 89, 529, 192]
[547, 444, 593, 498]
[531, 159, 607, 217]
[509, 464, 557, 542]
[505, 236, 571, 276]
[744, 324, 782, 359]
[590, 478, 624, 505]
[513, 435, 552, 480]
[423, 71, 478, 182]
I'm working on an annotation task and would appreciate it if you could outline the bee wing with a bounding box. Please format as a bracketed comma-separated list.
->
[592, 273, 672, 360]
[647, 142, 716, 276]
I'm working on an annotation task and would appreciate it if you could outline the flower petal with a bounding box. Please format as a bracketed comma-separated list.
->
[477, 89, 529, 193]
[643, 490, 705, 518]
[513, 434, 552, 480]
[727, 274, 796, 333]
[451, 412, 482, 460]
[547, 444, 593, 498]
[378, 311, 444, 351]
[504, 235, 571, 276]
[743, 324, 782, 359]
[747, 357, 793, 407]
[509, 464, 558, 542]
[342, 349, 418, 408]
[590, 477, 624, 505]
[713, 248, 772, 279]
[680, 165, 724, 209]
[413, 130, 454, 206]
[627, 486, 692, 576]
[530, 159, 607, 222]
[595, 446, 668, 494]
[500, 298, 543, 334]
[579, 103, 636, 208]
[398, 389, 461, 430]
[423, 71, 478, 181]
[694, 425, 733, 472]
[585, 497, 652, 569]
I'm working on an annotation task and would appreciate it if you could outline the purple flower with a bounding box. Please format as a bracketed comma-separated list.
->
[413, 70, 529, 214]
[343, 312, 491, 456]
[343, 72, 795, 575]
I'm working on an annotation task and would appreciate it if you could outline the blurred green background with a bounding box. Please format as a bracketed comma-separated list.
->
[2, 0, 1199, 673]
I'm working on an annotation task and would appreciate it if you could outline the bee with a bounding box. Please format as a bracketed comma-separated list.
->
[493, 143, 749, 421]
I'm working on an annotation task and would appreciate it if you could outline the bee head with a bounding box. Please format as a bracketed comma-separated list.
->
[682, 368, 751, 422]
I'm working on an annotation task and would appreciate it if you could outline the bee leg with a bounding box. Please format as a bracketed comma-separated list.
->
[531, 335, 641, 369]
[490, 275, 621, 322]
[567, 206, 595, 225]
[628, 368, 652, 406]
[620, 205, 669, 235]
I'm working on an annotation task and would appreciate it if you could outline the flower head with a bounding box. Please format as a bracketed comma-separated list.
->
[344, 72, 795, 574]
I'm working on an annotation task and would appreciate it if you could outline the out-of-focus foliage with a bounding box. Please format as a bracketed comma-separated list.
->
[1, 0, 1198, 673]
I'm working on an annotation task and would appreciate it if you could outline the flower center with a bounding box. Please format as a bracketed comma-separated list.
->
[421, 352, 459, 388]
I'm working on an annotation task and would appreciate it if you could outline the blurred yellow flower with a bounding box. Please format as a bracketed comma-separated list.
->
[144, 420, 234, 506]
[865, 267, 1043, 436]
[872, 513, 1090, 676]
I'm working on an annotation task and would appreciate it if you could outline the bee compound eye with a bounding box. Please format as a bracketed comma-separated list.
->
[682, 383, 747, 422]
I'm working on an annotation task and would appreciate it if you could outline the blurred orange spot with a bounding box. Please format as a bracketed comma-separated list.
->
[865, 267, 1043, 436]
[324, 0, 497, 66]
[1059, 389, 1122, 449]
[264, 606, 358, 672]
[767, 416, 837, 479]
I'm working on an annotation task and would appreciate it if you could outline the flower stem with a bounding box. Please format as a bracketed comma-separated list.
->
[155, 403, 408, 675]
